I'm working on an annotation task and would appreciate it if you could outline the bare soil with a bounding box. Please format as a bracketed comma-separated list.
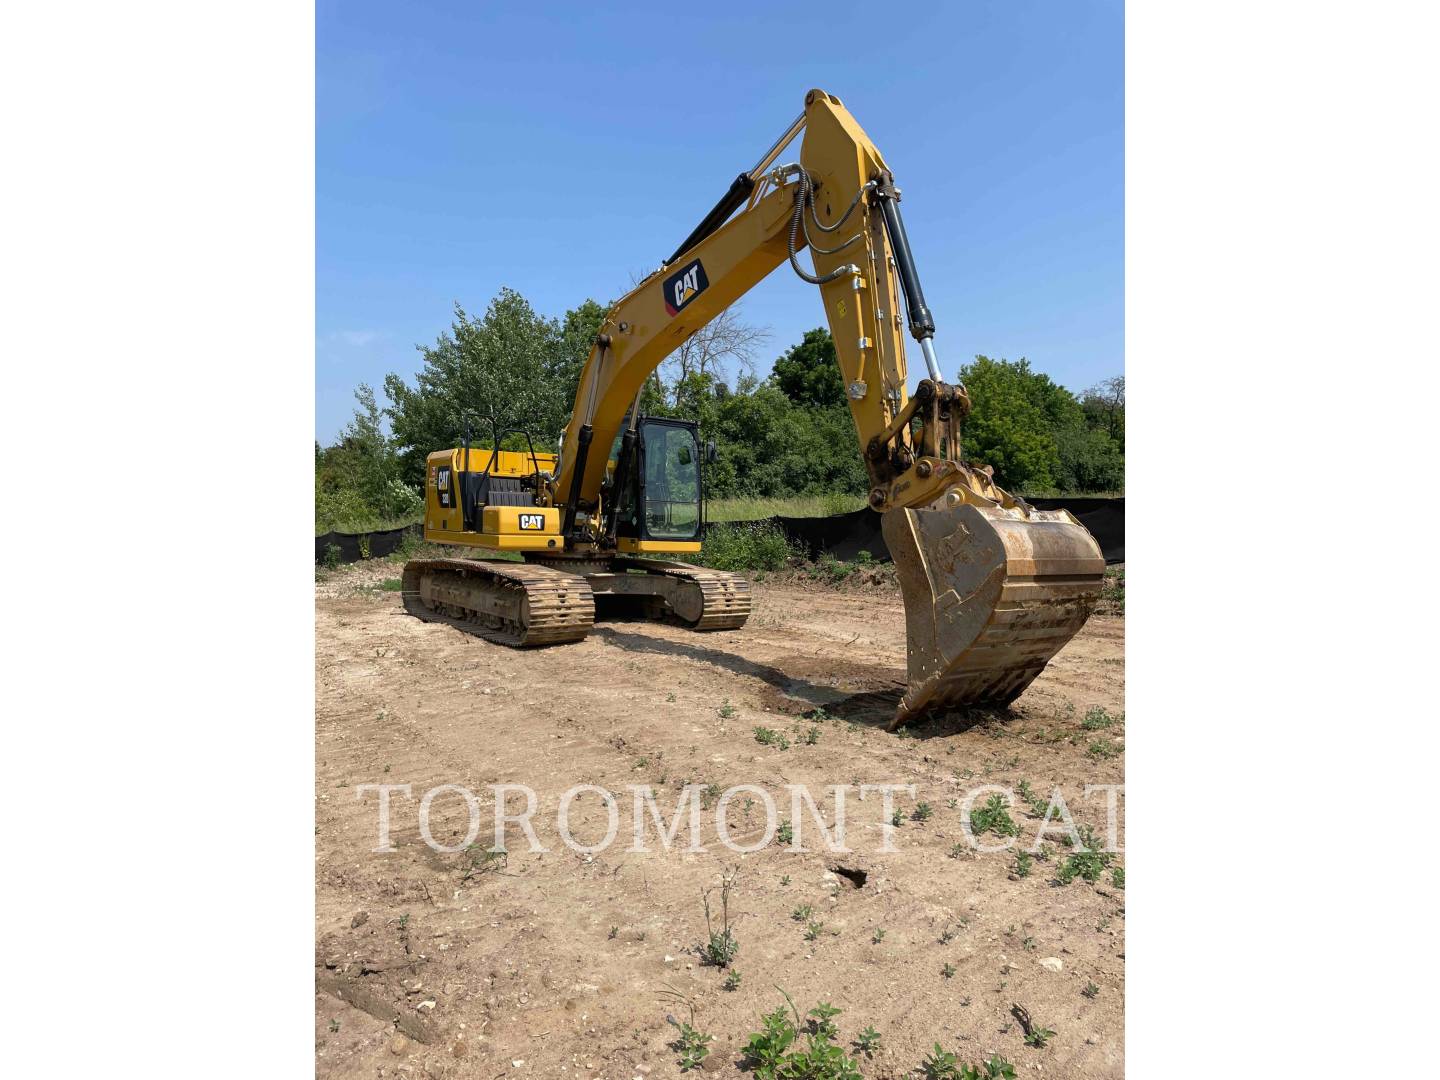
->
[316, 561, 1125, 1078]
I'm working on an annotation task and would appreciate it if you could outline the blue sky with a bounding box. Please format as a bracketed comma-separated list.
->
[317, 0, 1122, 442]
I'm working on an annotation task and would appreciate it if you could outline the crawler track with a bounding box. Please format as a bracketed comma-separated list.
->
[611, 557, 752, 630]
[401, 558, 594, 646]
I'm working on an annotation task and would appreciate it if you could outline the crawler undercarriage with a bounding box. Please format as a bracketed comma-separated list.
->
[401, 556, 751, 647]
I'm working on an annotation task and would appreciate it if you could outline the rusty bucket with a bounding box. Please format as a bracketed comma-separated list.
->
[881, 502, 1105, 728]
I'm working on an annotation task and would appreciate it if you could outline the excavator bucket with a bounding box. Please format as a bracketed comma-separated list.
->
[881, 503, 1105, 728]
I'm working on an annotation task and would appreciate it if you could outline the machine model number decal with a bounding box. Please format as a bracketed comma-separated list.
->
[518, 513, 545, 530]
[436, 467, 452, 507]
[663, 258, 708, 316]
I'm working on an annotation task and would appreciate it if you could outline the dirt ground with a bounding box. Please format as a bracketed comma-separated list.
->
[316, 560, 1125, 1078]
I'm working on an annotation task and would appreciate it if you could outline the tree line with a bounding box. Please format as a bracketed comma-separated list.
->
[315, 287, 1123, 533]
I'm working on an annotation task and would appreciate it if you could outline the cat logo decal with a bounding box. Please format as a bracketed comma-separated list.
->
[663, 258, 708, 316]
[518, 513, 545, 530]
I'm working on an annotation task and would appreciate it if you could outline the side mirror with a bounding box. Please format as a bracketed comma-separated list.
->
[705, 440, 718, 464]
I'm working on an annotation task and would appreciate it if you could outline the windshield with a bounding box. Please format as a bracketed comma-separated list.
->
[642, 422, 700, 539]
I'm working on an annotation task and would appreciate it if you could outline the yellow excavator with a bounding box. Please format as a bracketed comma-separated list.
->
[402, 89, 1104, 727]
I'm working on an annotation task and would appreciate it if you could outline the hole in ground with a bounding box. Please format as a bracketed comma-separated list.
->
[830, 864, 867, 888]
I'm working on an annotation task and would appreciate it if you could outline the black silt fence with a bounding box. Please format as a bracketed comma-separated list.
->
[709, 497, 1124, 565]
[315, 524, 422, 564]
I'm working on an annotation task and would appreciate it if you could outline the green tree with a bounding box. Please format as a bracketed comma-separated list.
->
[956, 357, 1124, 493]
[315, 384, 421, 531]
[772, 327, 846, 409]
[1054, 373, 1124, 492]
[656, 306, 769, 403]
[1081, 375, 1125, 450]
[383, 290, 605, 484]
[956, 356, 1062, 490]
[688, 375, 866, 501]
[1053, 421, 1124, 492]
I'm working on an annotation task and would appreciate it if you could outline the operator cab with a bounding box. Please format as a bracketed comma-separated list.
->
[612, 417, 711, 550]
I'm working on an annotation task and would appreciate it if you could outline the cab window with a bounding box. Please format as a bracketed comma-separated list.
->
[641, 422, 700, 540]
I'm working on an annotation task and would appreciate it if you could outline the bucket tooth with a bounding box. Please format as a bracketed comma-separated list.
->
[881, 503, 1104, 728]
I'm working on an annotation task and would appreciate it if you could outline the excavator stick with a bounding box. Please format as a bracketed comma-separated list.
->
[882, 503, 1105, 729]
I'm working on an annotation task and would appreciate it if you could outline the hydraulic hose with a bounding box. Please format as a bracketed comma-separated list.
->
[786, 168, 860, 285]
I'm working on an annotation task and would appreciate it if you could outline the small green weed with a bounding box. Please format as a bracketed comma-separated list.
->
[1081, 706, 1119, 730]
[666, 1015, 713, 1072]
[1087, 736, 1123, 760]
[1012, 1004, 1054, 1049]
[1024, 1027, 1055, 1049]
[926, 1054, 1018, 1080]
[808, 1002, 842, 1040]
[1015, 780, 1050, 818]
[740, 990, 863, 1080]
[920, 1044, 964, 1079]
[854, 1026, 881, 1057]
[459, 844, 506, 883]
[1055, 827, 1114, 885]
[968, 794, 1021, 838]
[698, 866, 740, 969]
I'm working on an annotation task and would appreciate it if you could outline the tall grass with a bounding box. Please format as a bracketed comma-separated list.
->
[316, 511, 423, 536]
[683, 521, 802, 571]
[705, 493, 866, 522]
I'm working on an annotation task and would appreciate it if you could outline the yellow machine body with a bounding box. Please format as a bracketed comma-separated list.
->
[420, 444, 703, 555]
[422, 449, 563, 550]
